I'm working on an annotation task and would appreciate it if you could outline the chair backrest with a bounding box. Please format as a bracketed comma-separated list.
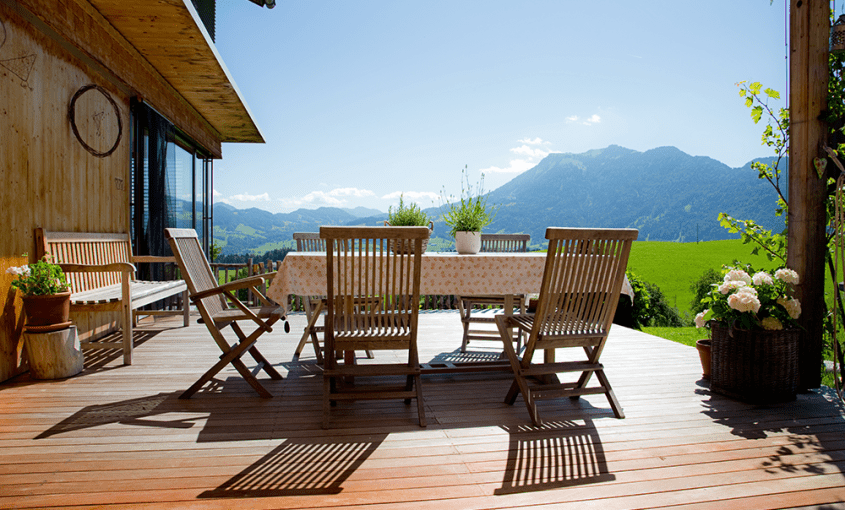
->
[165, 228, 228, 317]
[293, 232, 325, 252]
[320, 226, 429, 351]
[527, 227, 637, 360]
[480, 233, 529, 253]
[35, 229, 132, 293]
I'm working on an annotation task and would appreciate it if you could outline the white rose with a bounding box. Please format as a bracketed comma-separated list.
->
[761, 316, 783, 330]
[725, 270, 752, 285]
[778, 297, 802, 319]
[728, 287, 761, 313]
[719, 280, 747, 294]
[752, 271, 774, 286]
[694, 310, 708, 328]
[775, 268, 800, 284]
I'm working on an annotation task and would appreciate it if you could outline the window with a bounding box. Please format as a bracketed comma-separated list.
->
[130, 101, 214, 275]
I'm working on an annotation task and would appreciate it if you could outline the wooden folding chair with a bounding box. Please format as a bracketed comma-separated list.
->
[321, 226, 429, 428]
[495, 227, 637, 426]
[165, 228, 285, 399]
[291, 232, 373, 362]
[458, 233, 530, 352]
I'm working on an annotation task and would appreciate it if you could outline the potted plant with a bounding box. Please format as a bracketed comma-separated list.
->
[439, 166, 497, 254]
[385, 194, 433, 253]
[694, 265, 802, 403]
[7, 255, 72, 332]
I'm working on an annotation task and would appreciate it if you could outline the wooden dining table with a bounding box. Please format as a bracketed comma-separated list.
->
[266, 251, 633, 373]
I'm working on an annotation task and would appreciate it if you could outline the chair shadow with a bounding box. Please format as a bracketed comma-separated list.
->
[494, 419, 615, 495]
[34, 391, 195, 439]
[199, 435, 386, 498]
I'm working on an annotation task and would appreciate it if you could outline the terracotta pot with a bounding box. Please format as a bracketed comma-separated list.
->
[695, 339, 711, 380]
[21, 291, 72, 333]
[455, 231, 481, 254]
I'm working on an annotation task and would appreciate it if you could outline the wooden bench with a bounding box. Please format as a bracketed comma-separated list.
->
[35, 229, 190, 365]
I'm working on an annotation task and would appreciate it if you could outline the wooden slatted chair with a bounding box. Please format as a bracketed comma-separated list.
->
[292, 232, 327, 363]
[165, 228, 285, 399]
[458, 233, 530, 353]
[494, 227, 637, 426]
[291, 233, 374, 362]
[321, 226, 428, 428]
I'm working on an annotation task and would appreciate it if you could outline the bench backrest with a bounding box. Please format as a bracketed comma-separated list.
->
[35, 229, 132, 294]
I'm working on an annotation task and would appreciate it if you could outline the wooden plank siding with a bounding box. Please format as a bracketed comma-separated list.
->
[0, 1, 129, 381]
[0, 311, 843, 509]
[0, 0, 260, 382]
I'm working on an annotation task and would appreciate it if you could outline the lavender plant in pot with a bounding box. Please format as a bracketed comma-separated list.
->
[439, 166, 497, 254]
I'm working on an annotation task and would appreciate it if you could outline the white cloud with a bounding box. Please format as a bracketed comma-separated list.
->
[584, 114, 601, 125]
[212, 189, 223, 197]
[231, 192, 271, 202]
[510, 145, 550, 159]
[326, 187, 376, 198]
[381, 191, 439, 202]
[566, 115, 579, 122]
[480, 159, 537, 174]
[566, 114, 601, 126]
[276, 187, 377, 210]
[517, 137, 549, 145]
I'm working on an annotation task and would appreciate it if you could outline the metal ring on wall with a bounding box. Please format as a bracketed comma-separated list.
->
[68, 84, 123, 158]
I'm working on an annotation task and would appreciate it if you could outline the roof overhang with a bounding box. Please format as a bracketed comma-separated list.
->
[88, 0, 265, 144]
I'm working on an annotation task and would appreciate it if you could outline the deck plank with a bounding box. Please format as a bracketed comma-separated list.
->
[0, 311, 843, 509]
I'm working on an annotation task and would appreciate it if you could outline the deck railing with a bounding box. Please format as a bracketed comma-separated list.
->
[147, 259, 461, 312]
[210, 259, 460, 311]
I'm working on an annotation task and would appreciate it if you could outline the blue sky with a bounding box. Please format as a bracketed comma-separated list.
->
[213, 0, 790, 214]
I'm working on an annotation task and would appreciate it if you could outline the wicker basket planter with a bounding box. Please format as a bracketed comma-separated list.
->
[384, 221, 432, 254]
[710, 322, 799, 404]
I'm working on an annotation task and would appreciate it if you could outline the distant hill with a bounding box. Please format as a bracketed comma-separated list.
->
[212, 145, 785, 254]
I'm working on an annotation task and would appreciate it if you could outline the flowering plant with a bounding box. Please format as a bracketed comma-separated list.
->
[694, 265, 801, 332]
[6, 255, 70, 296]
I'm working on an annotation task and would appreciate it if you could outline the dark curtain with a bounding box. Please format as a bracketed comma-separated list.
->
[134, 103, 174, 281]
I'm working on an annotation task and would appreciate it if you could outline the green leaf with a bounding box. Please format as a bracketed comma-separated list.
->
[764, 88, 780, 99]
[751, 106, 763, 123]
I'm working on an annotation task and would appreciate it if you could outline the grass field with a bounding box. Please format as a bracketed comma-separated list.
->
[627, 239, 776, 318]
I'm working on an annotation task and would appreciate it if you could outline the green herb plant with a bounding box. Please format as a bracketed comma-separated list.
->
[387, 194, 431, 227]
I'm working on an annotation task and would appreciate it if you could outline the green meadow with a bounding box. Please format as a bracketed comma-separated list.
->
[626, 239, 776, 318]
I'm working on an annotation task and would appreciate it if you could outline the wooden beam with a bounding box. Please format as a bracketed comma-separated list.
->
[788, 0, 829, 390]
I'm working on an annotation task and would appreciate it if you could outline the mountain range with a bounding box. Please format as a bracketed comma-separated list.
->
[213, 145, 785, 254]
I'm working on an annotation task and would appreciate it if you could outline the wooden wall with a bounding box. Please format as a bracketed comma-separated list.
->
[0, 1, 129, 381]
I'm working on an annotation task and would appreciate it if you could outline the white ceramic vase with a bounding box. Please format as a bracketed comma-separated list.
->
[454, 231, 482, 254]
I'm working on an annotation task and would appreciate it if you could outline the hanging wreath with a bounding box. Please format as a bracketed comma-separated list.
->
[68, 84, 122, 158]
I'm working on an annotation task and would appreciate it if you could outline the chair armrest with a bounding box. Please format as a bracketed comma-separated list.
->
[191, 274, 274, 301]
[58, 262, 136, 274]
[131, 255, 176, 264]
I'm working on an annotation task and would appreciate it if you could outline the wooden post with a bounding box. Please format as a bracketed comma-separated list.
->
[788, 0, 829, 390]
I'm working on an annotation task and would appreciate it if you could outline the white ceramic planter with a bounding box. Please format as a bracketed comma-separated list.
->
[454, 231, 482, 254]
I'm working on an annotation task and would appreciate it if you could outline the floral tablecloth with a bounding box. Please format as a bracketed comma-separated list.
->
[267, 252, 633, 313]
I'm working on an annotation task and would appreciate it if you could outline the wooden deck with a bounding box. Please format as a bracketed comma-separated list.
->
[1, 311, 844, 509]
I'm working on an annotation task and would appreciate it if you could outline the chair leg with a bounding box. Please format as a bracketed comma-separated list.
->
[415, 374, 426, 427]
[182, 289, 191, 327]
[496, 315, 537, 424]
[595, 369, 625, 419]
[122, 301, 133, 366]
[458, 297, 471, 353]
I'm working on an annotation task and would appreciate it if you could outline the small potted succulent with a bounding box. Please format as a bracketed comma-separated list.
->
[694, 265, 801, 403]
[439, 166, 497, 254]
[7, 255, 72, 332]
[385, 194, 433, 253]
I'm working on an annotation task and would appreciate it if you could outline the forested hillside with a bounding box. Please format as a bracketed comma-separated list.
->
[212, 145, 784, 254]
